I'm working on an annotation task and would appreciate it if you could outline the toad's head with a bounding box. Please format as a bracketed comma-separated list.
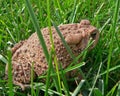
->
[65, 20, 99, 50]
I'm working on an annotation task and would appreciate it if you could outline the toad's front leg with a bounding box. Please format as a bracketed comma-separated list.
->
[13, 81, 27, 90]
[13, 80, 32, 90]
[65, 33, 83, 45]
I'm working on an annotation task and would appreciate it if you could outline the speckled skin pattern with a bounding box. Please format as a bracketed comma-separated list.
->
[5, 20, 99, 90]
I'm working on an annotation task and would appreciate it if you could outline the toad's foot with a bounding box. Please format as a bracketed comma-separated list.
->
[13, 81, 30, 91]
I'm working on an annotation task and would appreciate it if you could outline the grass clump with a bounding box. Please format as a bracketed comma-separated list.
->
[0, 0, 120, 96]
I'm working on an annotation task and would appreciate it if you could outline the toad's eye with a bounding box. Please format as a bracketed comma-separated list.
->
[90, 31, 97, 40]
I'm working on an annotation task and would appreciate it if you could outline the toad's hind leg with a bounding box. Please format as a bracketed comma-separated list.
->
[5, 41, 26, 79]
[12, 61, 32, 90]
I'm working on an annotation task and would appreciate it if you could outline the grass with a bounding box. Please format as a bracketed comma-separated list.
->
[7, 49, 14, 96]
[0, 0, 120, 96]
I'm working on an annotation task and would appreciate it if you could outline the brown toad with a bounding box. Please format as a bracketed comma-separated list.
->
[5, 20, 99, 90]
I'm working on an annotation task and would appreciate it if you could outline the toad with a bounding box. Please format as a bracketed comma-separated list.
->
[5, 20, 99, 90]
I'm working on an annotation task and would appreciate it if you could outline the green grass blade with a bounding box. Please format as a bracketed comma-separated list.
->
[53, 55, 62, 95]
[99, 18, 111, 32]
[47, 0, 53, 46]
[98, 79, 104, 96]
[93, 88, 103, 96]
[59, 63, 70, 96]
[45, 50, 53, 96]
[6, 28, 16, 44]
[64, 62, 85, 73]
[116, 82, 120, 96]
[88, 62, 103, 96]
[47, 0, 62, 94]
[31, 62, 36, 96]
[71, 2, 81, 23]
[39, 62, 85, 80]
[106, 82, 118, 96]
[34, 82, 64, 96]
[25, 0, 49, 62]
[7, 49, 14, 96]
[72, 80, 85, 96]
[106, 0, 119, 88]
[51, 20, 74, 59]
[56, 0, 62, 12]
[69, 0, 77, 23]
[100, 64, 120, 76]
[0, 54, 8, 64]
